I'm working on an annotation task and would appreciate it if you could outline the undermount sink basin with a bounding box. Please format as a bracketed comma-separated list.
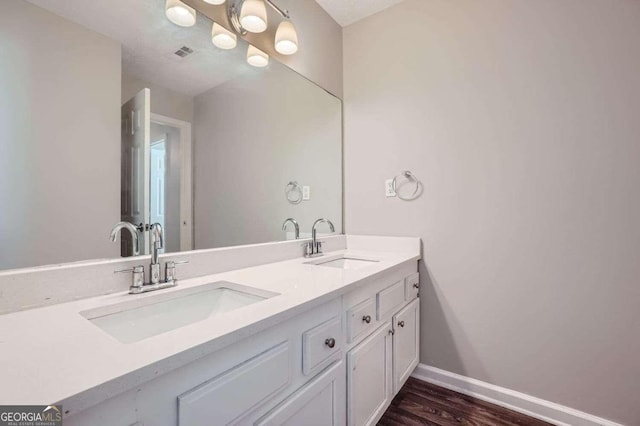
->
[81, 282, 278, 344]
[306, 255, 379, 270]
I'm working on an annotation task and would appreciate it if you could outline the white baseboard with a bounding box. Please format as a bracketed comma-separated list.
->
[411, 364, 621, 426]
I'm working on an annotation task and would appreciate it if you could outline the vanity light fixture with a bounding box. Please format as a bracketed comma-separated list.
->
[247, 45, 269, 67]
[275, 20, 298, 55]
[239, 0, 268, 33]
[211, 22, 237, 49]
[166, 0, 299, 61]
[165, 0, 196, 27]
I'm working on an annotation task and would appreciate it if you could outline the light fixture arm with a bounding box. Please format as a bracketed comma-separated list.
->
[228, 1, 248, 35]
[264, 0, 290, 19]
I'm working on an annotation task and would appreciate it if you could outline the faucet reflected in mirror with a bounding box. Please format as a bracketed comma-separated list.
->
[282, 218, 300, 240]
[110, 222, 140, 256]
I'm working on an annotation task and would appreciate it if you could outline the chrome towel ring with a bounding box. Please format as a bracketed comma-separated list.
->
[392, 171, 423, 201]
[285, 181, 303, 204]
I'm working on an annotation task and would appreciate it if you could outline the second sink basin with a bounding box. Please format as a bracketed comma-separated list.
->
[306, 255, 379, 270]
[81, 282, 279, 344]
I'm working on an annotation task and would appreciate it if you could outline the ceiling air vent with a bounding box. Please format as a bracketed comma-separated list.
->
[174, 46, 194, 57]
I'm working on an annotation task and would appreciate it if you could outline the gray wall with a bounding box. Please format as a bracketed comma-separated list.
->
[0, 0, 121, 269]
[184, 0, 343, 98]
[194, 67, 342, 249]
[343, 0, 640, 424]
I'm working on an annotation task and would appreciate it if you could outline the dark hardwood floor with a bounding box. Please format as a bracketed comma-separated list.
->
[378, 378, 552, 426]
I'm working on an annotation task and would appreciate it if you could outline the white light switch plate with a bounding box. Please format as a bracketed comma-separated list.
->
[385, 179, 396, 197]
[302, 186, 311, 200]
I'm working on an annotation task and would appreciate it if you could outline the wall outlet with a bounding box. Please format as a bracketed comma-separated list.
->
[385, 179, 396, 197]
[302, 186, 311, 200]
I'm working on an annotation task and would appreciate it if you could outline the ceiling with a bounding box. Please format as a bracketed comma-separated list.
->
[26, 0, 256, 97]
[315, 0, 406, 27]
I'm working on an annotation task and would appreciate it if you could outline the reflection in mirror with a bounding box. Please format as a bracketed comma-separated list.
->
[0, 0, 342, 271]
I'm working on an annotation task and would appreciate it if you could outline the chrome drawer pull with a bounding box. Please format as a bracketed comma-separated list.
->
[325, 338, 336, 348]
[362, 315, 372, 324]
[413, 283, 419, 289]
[398, 321, 405, 328]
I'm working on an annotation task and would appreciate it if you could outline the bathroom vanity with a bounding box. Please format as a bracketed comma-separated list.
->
[0, 236, 420, 426]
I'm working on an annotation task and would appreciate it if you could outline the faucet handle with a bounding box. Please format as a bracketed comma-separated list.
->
[115, 265, 145, 292]
[315, 240, 329, 254]
[114, 265, 144, 274]
[166, 260, 189, 268]
[165, 260, 189, 284]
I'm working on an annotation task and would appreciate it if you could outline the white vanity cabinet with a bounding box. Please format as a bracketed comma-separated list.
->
[344, 271, 420, 426]
[63, 264, 419, 426]
[64, 299, 346, 426]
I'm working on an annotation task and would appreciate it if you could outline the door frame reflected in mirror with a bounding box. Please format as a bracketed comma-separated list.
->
[149, 113, 194, 254]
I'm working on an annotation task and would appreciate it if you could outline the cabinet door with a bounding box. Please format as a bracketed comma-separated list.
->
[392, 299, 420, 394]
[178, 342, 291, 426]
[347, 322, 393, 426]
[255, 361, 346, 426]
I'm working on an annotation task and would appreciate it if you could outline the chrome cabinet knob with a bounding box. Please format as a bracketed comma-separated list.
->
[325, 338, 336, 348]
[362, 315, 372, 324]
[413, 283, 419, 289]
[398, 320, 405, 328]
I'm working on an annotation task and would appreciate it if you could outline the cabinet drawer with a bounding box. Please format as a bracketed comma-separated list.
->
[302, 317, 342, 375]
[376, 281, 405, 320]
[405, 273, 419, 301]
[347, 298, 376, 343]
[178, 341, 290, 426]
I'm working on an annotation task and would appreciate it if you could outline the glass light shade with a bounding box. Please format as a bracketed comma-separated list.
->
[240, 0, 268, 33]
[203, 0, 226, 4]
[165, 0, 196, 27]
[211, 22, 237, 50]
[247, 45, 269, 67]
[275, 20, 298, 55]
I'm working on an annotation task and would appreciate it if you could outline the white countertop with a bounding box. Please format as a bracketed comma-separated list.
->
[0, 244, 419, 413]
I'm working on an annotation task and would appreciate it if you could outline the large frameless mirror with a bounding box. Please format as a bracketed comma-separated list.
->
[0, 0, 342, 271]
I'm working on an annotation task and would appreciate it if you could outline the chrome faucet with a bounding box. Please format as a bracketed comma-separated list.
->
[110, 222, 140, 256]
[282, 218, 300, 239]
[113, 222, 188, 294]
[149, 223, 164, 285]
[304, 218, 335, 258]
